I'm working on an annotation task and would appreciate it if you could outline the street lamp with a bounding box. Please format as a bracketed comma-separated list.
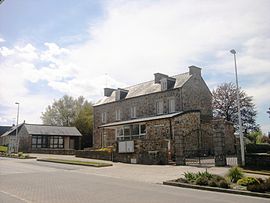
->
[15, 102, 20, 153]
[230, 49, 245, 166]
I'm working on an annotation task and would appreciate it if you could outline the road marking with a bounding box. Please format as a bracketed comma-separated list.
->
[0, 190, 32, 203]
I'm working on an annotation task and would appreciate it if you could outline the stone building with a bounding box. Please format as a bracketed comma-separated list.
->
[0, 123, 82, 153]
[93, 66, 234, 164]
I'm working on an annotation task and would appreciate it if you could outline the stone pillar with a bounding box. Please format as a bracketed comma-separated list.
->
[213, 120, 227, 166]
[175, 134, 185, 165]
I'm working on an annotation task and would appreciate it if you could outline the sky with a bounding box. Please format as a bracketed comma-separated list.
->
[0, 0, 269, 133]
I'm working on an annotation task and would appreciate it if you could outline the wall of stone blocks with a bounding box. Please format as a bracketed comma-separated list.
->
[181, 75, 212, 118]
[18, 125, 32, 152]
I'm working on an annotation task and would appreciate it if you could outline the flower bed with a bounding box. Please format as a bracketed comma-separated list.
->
[164, 167, 270, 198]
[0, 152, 36, 159]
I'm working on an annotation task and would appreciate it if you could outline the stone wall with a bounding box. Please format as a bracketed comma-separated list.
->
[18, 125, 31, 152]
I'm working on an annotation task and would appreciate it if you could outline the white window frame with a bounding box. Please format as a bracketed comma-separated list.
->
[101, 112, 107, 123]
[169, 98, 176, 113]
[130, 106, 136, 118]
[156, 100, 163, 115]
[115, 109, 121, 121]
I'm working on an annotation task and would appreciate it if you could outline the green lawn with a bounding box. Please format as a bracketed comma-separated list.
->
[37, 158, 113, 167]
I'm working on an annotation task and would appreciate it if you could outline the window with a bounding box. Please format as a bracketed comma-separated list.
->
[156, 100, 163, 115]
[115, 109, 121, 121]
[116, 123, 146, 141]
[130, 106, 136, 118]
[161, 78, 167, 91]
[169, 98, 176, 113]
[32, 135, 64, 149]
[139, 124, 146, 134]
[101, 112, 107, 123]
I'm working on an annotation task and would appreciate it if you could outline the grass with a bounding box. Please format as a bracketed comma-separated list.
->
[37, 158, 113, 167]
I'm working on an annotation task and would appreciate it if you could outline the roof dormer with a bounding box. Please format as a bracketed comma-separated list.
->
[115, 88, 129, 101]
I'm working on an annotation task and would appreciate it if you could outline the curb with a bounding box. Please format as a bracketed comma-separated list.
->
[37, 159, 113, 167]
[163, 180, 270, 199]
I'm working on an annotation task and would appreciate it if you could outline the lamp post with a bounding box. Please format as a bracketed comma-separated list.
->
[15, 102, 20, 153]
[230, 49, 245, 166]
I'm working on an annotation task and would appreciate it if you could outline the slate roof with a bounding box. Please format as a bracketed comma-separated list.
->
[1, 123, 24, 137]
[1, 123, 82, 137]
[24, 124, 82, 136]
[0, 126, 12, 136]
[99, 112, 182, 128]
[95, 72, 191, 106]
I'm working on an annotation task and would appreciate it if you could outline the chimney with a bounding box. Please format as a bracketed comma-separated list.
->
[154, 73, 168, 83]
[189, 66, 201, 77]
[104, 88, 115, 97]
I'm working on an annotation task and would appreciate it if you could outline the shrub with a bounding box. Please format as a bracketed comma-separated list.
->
[219, 180, 229, 189]
[211, 174, 226, 182]
[226, 166, 244, 183]
[18, 152, 24, 157]
[195, 176, 209, 186]
[247, 184, 267, 193]
[237, 177, 260, 186]
[197, 171, 213, 179]
[184, 172, 198, 182]
[208, 180, 218, 187]
[0, 146, 8, 152]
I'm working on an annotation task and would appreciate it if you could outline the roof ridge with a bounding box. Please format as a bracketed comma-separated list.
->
[123, 71, 189, 90]
[25, 123, 77, 128]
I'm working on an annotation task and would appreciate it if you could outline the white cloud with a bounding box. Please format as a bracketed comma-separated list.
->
[0, 38, 5, 43]
[0, 0, 270, 133]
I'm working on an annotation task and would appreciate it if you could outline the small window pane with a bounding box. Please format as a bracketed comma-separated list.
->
[140, 124, 146, 134]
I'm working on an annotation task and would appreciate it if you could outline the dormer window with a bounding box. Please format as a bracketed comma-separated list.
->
[115, 88, 129, 101]
[161, 78, 167, 91]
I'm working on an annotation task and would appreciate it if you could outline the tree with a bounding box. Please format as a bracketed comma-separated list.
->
[212, 82, 259, 132]
[41, 95, 93, 148]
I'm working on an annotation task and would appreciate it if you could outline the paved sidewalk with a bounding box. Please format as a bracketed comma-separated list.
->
[30, 153, 268, 184]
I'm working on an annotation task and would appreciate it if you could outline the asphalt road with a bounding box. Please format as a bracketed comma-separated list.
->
[0, 157, 268, 203]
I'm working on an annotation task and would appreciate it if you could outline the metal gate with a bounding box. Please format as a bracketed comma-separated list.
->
[183, 129, 215, 167]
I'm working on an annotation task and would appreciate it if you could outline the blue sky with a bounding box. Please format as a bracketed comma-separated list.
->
[0, 0, 269, 133]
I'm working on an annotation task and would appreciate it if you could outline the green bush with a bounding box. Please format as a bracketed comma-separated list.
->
[195, 176, 209, 186]
[0, 146, 8, 152]
[237, 177, 260, 186]
[184, 172, 198, 182]
[219, 180, 229, 189]
[18, 152, 24, 157]
[226, 166, 244, 183]
[211, 174, 226, 182]
[208, 180, 218, 187]
[247, 184, 267, 193]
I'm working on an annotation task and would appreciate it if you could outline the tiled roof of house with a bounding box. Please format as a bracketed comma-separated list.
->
[0, 126, 12, 136]
[1, 123, 24, 137]
[24, 124, 82, 136]
[1, 123, 82, 137]
[95, 72, 191, 106]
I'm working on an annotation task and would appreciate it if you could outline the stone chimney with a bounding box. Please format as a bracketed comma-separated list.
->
[104, 88, 115, 97]
[189, 66, 201, 77]
[154, 73, 168, 84]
